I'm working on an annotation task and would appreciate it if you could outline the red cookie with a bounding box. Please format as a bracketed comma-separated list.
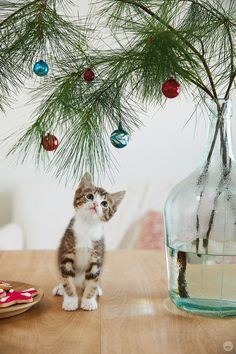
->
[9, 288, 38, 298]
[0, 281, 12, 291]
[0, 290, 33, 308]
[0, 289, 6, 298]
[22, 288, 38, 297]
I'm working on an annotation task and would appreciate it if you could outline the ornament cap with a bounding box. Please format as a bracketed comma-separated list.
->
[118, 122, 123, 130]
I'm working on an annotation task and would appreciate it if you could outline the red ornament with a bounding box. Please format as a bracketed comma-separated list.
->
[83, 68, 95, 82]
[162, 78, 180, 98]
[42, 133, 59, 151]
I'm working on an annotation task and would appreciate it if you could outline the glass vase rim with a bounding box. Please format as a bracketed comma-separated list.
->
[206, 98, 232, 109]
[206, 98, 232, 120]
[210, 98, 231, 103]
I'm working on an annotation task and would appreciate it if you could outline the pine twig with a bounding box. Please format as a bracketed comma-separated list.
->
[224, 23, 236, 100]
[0, 0, 41, 29]
[196, 102, 232, 255]
[123, 0, 219, 100]
[177, 251, 189, 298]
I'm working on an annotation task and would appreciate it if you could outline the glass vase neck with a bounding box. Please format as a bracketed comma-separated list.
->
[203, 99, 235, 164]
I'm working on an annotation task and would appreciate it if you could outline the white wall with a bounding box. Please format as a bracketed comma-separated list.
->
[0, 0, 236, 249]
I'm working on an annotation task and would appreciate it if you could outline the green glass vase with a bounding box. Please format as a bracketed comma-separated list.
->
[164, 99, 236, 317]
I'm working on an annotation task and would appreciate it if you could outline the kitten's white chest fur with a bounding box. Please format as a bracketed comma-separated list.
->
[72, 214, 104, 271]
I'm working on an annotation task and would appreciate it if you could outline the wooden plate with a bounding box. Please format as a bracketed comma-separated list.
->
[0, 281, 44, 319]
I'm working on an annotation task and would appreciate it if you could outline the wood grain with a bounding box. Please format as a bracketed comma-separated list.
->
[0, 251, 100, 354]
[1, 250, 236, 354]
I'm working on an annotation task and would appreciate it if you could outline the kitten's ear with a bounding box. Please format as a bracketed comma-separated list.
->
[110, 191, 126, 207]
[78, 172, 93, 189]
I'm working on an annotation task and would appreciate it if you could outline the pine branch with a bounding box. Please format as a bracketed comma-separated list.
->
[5, 55, 142, 183]
[188, 1, 236, 99]
[0, 0, 85, 110]
[183, 0, 223, 21]
[0, 0, 41, 29]
[224, 23, 236, 99]
[195, 101, 231, 255]
[1, 0, 236, 183]
[118, 0, 219, 100]
[186, 1, 236, 99]
[177, 251, 189, 298]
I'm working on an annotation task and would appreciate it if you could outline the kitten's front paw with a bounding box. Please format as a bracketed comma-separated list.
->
[53, 284, 64, 296]
[81, 298, 98, 311]
[97, 286, 103, 297]
[62, 295, 78, 311]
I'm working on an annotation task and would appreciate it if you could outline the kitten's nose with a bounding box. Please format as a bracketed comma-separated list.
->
[93, 202, 98, 208]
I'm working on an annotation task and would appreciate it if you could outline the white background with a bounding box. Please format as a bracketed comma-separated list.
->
[0, 0, 236, 249]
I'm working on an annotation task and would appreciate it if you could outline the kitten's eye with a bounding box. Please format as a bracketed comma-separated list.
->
[86, 193, 94, 201]
[101, 201, 108, 208]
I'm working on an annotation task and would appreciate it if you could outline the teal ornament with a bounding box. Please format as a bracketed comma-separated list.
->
[33, 60, 49, 77]
[110, 124, 129, 149]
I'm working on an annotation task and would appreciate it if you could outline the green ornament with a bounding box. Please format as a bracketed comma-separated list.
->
[110, 123, 129, 149]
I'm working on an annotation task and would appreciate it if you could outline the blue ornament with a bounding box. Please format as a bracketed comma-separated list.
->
[33, 60, 49, 77]
[110, 124, 129, 149]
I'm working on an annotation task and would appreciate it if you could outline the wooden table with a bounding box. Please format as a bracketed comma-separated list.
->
[1, 250, 236, 354]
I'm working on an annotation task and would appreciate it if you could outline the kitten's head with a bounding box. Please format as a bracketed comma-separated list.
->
[73, 172, 125, 223]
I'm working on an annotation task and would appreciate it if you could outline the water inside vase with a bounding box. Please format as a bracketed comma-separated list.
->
[167, 245, 236, 317]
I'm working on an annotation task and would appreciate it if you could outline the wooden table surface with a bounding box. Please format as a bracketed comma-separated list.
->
[1, 250, 236, 354]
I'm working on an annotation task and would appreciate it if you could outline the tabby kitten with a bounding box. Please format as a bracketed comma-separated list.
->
[53, 172, 125, 311]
